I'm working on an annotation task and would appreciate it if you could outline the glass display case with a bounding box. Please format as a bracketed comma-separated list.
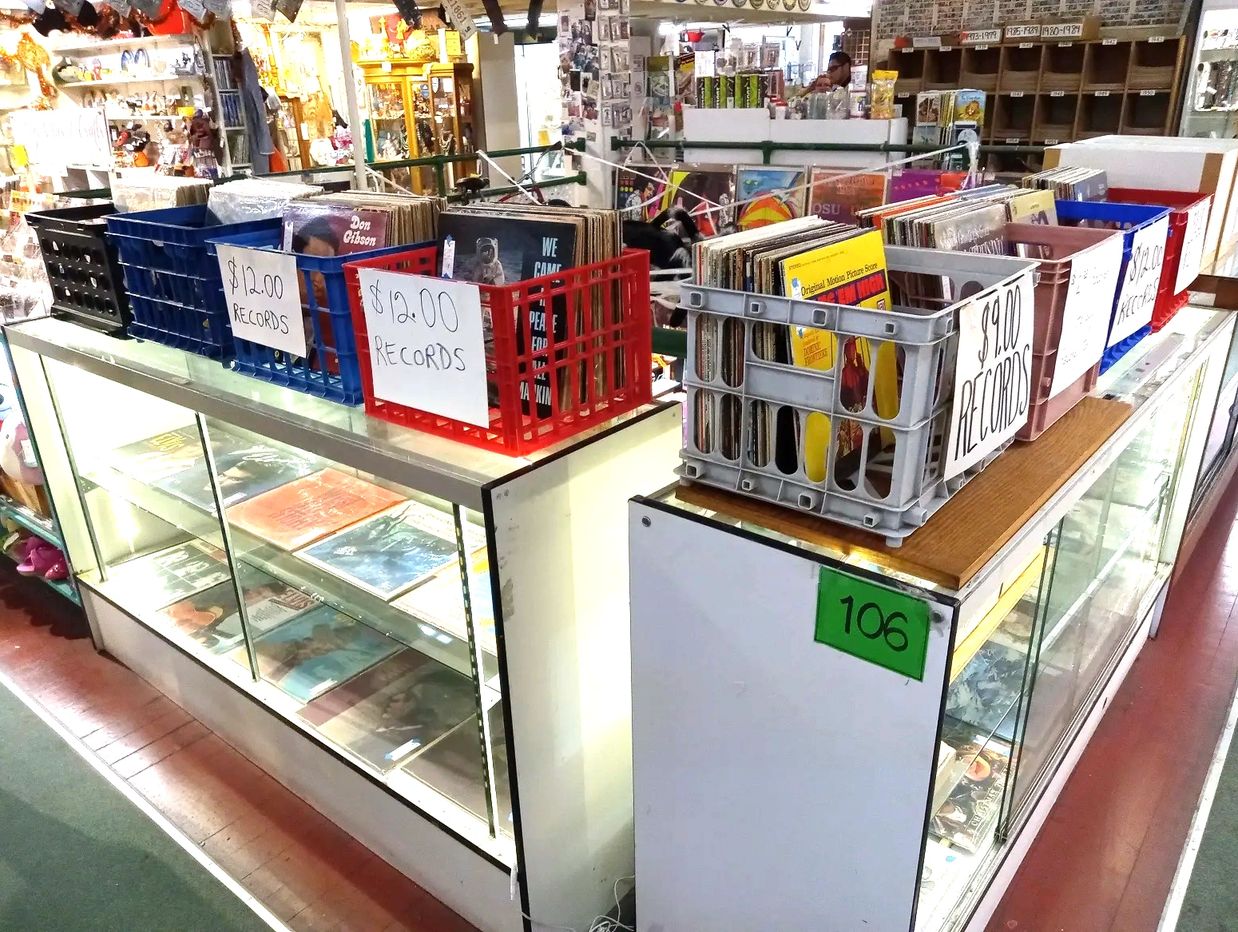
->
[628, 307, 1235, 932]
[360, 61, 477, 195]
[6, 317, 679, 932]
[1180, 0, 1238, 138]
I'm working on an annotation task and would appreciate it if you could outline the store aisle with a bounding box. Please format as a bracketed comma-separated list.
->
[0, 674, 271, 931]
[988, 478, 1238, 931]
[0, 571, 474, 932]
[1176, 711, 1238, 930]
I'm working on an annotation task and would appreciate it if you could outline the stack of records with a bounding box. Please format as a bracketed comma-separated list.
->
[109, 174, 212, 212]
[436, 203, 624, 416]
[692, 218, 897, 489]
[282, 192, 443, 255]
[856, 195, 1009, 254]
[205, 178, 324, 225]
[1022, 166, 1108, 202]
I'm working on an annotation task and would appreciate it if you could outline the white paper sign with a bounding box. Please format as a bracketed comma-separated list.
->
[440, 0, 477, 41]
[945, 270, 1035, 479]
[357, 269, 489, 428]
[216, 244, 307, 358]
[1109, 215, 1169, 349]
[1049, 234, 1124, 398]
[1174, 198, 1211, 294]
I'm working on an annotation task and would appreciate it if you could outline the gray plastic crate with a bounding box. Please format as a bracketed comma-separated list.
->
[678, 246, 1038, 546]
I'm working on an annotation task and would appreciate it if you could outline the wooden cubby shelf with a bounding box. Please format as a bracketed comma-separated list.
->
[888, 35, 1186, 150]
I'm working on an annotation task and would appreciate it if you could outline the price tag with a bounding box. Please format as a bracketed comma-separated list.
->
[440, 0, 477, 41]
[1050, 233, 1124, 397]
[1010, 90, 1024, 97]
[1005, 137, 1021, 144]
[252, 0, 274, 17]
[1110, 215, 1170, 348]
[357, 269, 489, 428]
[945, 269, 1035, 479]
[216, 244, 307, 358]
[1150, 35, 1165, 43]
[1058, 42, 1073, 47]
[976, 45, 989, 51]
[1044, 138, 1060, 145]
[1175, 197, 1211, 293]
[1019, 42, 1034, 49]
[815, 566, 930, 681]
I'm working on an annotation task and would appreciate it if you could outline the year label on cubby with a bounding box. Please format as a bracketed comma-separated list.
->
[815, 567, 930, 681]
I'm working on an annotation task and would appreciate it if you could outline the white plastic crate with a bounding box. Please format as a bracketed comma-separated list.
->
[678, 246, 1038, 546]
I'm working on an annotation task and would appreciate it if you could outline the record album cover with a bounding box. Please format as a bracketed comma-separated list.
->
[298, 501, 483, 601]
[244, 605, 402, 703]
[661, 168, 737, 237]
[107, 540, 231, 611]
[394, 550, 496, 654]
[735, 167, 806, 231]
[282, 201, 390, 255]
[404, 700, 512, 833]
[155, 441, 317, 513]
[227, 469, 406, 551]
[930, 722, 1010, 853]
[157, 564, 318, 654]
[298, 648, 477, 769]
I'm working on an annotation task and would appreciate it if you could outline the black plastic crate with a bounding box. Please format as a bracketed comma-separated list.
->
[26, 202, 129, 335]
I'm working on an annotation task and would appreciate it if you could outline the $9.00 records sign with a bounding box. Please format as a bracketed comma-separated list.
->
[944, 269, 1036, 480]
[356, 268, 489, 428]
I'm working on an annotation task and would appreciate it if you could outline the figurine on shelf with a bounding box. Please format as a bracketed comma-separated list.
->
[188, 109, 216, 152]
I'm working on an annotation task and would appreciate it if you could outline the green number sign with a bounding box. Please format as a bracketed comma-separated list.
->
[814, 566, 930, 681]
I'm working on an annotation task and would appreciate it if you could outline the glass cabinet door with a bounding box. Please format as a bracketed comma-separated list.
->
[368, 78, 411, 162]
[40, 359, 513, 848]
[1000, 374, 1198, 835]
[916, 550, 1047, 932]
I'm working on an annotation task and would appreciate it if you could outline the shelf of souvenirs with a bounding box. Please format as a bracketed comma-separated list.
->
[52, 34, 198, 57]
[58, 73, 207, 89]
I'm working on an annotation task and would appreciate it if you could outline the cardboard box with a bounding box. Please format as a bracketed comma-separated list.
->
[1044, 137, 1238, 271]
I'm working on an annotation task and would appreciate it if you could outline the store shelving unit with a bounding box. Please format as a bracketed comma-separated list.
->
[891, 35, 1186, 154]
[4, 316, 679, 932]
[629, 307, 1236, 932]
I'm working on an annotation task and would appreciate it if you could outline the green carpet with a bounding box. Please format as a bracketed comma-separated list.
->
[1179, 713, 1238, 932]
[0, 683, 270, 931]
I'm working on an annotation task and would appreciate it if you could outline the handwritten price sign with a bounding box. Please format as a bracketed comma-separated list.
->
[815, 566, 929, 681]
[1109, 215, 1169, 349]
[1050, 233, 1124, 398]
[1175, 198, 1211, 294]
[357, 268, 489, 428]
[945, 270, 1035, 479]
[216, 244, 306, 357]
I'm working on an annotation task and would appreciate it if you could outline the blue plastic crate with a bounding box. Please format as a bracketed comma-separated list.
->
[106, 205, 281, 359]
[1055, 200, 1171, 374]
[206, 229, 414, 405]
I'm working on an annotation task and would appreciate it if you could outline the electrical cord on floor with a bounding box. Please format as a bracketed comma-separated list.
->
[522, 875, 636, 932]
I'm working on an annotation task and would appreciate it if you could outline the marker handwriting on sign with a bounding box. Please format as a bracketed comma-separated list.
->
[215, 243, 306, 357]
[954, 284, 1031, 462]
[357, 268, 489, 428]
[1109, 216, 1169, 349]
[365, 281, 467, 372]
[945, 271, 1035, 479]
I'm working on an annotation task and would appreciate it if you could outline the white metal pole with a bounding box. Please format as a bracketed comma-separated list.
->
[334, 0, 368, 190]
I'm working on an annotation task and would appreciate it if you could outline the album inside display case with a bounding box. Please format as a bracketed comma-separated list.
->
[5, 317, 680, 932]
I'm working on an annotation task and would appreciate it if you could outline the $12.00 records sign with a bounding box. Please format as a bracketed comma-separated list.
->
[944, 269, 1036, 480]
[215, 244, 307, 358]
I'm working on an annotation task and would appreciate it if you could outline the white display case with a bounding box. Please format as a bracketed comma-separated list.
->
[628, 307, 1235, 932]
[5, 316, 680, 932]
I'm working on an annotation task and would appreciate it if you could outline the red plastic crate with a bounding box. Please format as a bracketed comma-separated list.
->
[1107, 188, 1212, 332]
[345, 247, 653, 456]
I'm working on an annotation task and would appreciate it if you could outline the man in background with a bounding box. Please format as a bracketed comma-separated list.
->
[809, 51, 853, 100]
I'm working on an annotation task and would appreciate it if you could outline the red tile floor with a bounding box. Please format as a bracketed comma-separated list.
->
[2, 479, 1237, 931]
[0, 576, 474, 932]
